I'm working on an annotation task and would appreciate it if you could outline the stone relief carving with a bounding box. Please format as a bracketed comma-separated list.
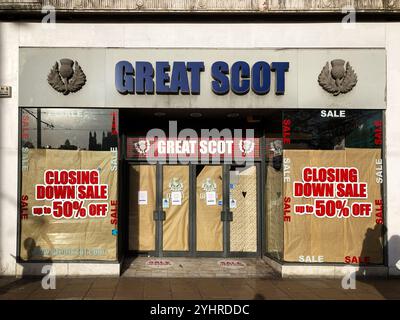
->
[318, 59, 358, 96]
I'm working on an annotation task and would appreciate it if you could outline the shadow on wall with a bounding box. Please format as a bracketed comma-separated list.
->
[357, 226, 400, 299]
[388, 235, 400, 273]
[0, 238, 53, 296]
[358, 224, 386, 277]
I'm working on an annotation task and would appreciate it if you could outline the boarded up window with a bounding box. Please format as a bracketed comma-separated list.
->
[162, 165, 190, 251]
[20, 108, 119, 261]
[283, 149, 384, 264]
[20, 149, 118, 261]
[128, 165, 156, 251]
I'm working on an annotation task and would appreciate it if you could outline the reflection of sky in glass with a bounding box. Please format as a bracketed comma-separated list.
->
[23, 108, 118, 149]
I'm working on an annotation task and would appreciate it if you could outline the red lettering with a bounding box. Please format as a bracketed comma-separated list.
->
[77, 185, 107, 200]
[283, 197, 291, 222]
[111, 200, 118, 225]
[301, 167, 358, 183]
[374, 120, 383, 146]
[44, 170, 99, 185]
[294, 182, 335, 198]
[36, 185, 76, 200]
[45, 171, 54, 184]
[282, 119, 291, 145]
[375, 199, 384, 225]
[336, 183, 367, 198]
[345, 256, 370, 264]
[20, 194, 29, 220]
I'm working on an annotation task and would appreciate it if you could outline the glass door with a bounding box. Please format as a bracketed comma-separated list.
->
[128, 164, 157, 252]
[162, 165, 190, 252]
[127, 163, 259, 257]
[195, 165, 224, 253]
[229, 165, 258, 253]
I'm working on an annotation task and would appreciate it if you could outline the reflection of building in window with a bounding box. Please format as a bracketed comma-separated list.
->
[88, 131, 118, 151]
[102, 131, 118, 151]
[284, 110, 381, 150]
[23, 141, 34, 148]
[20, 108, 119, 150]
[59, 139, 77, 150]
[89, 132, 101, 150]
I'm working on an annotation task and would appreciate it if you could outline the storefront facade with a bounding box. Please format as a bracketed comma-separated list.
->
[1, 20, 400, 277]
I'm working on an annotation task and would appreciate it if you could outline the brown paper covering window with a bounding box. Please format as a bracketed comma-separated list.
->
[283, 149, 383, 264]
[162, 165, 190, 251]
[196, 165, 223, 252]
[128, 164, 156, 251]
[20, 149, 118, 261]
[230, 166, 257, 252]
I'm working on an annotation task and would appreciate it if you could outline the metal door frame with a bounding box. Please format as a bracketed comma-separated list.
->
[126, 161, 262, 258]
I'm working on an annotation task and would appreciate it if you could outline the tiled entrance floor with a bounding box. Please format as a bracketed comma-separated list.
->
[121, 257, 278, 278]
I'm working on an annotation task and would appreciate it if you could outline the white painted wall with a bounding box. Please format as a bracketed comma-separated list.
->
[385, 24, 400, 276]
[0, 23, 19, 275]
[0, 22, 399, 276]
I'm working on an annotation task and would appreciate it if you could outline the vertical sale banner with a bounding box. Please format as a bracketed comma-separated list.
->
[283, 148, 384, 264]
[20, 149, 118, 261]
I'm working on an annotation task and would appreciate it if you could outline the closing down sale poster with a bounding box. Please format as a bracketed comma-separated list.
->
[283, 148, 384, 264]
[20, 149, 118, 261]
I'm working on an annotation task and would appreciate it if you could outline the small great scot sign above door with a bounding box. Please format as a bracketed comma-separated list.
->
[126, 137, 260, 162]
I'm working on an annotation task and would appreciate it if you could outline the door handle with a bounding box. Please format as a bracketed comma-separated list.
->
[221, 210, 233, 221]
[153, 210, 166, 221]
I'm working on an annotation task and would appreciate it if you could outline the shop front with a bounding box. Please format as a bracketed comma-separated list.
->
[3, 28, 394, 277]
[124, 128, 263, 258]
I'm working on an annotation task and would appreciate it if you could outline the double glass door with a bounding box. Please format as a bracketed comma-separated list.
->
[128, 163, 259, 257]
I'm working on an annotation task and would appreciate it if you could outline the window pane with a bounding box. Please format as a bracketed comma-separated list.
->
[20, 108, 119, 261]
[281, 109, 384, 265]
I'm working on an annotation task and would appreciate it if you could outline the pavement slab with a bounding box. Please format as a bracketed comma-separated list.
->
[1, 275, 399, 300]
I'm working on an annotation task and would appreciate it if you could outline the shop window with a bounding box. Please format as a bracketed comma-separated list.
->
[265, 138, 284, 260]
[283, 109, 382, 150]
[19, 108, 119, 261]
[267, 109, 384, 265]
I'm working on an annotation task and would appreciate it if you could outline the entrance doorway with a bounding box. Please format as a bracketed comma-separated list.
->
[195, 165, 224, 253]
[127, 163, 260, 257]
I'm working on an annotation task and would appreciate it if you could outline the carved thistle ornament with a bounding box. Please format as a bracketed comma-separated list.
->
[318, 59, 357, 96]
[47, 58, 86, 95]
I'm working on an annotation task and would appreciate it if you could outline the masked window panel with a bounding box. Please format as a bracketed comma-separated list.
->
[128, 165, 156, 251]
[196, 165, 223, 252]
[282, 110, 384, 265]
[230, 166, 257, 253]
[265, 138, 284, 260]
[162, 165, 190, 251]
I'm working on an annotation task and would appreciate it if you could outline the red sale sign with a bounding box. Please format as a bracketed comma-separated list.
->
[292, 167, 372, 219]
[33, 169, 109, 219]
[283, 149, 384, 264]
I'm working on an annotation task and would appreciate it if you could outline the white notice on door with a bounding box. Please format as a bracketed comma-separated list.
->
[206, 192, 217, 206]
[230, 198, 237, 209]
[171, 191, 182, 206]
[138, 191, 148, 205]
